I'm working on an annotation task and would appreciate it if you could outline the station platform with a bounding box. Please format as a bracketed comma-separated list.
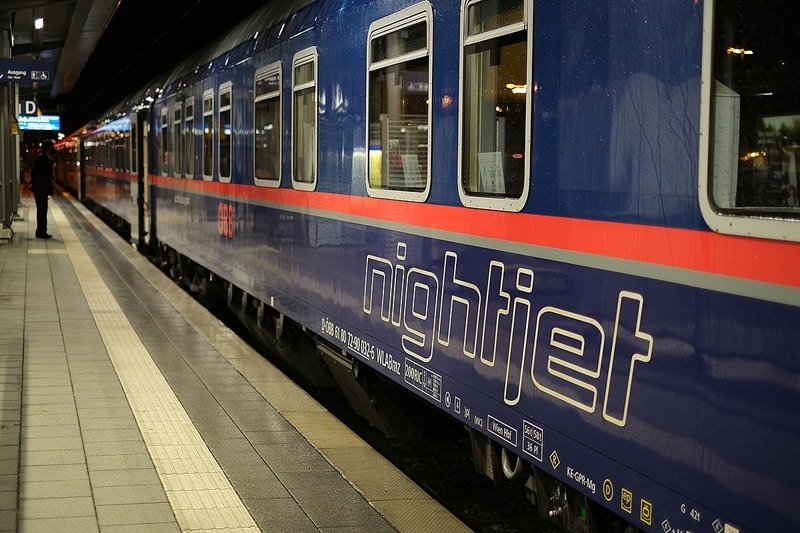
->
[0, 194, 470, 533]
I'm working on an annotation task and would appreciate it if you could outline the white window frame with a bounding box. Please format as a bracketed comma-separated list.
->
[365, 3, 433, 202]
[202, 88, 214, 181]
[173, 102, 183, 178]
[291, 47, 318, 191]
[219, 81, 233, 183]
[130, 116, 138, 175]
[160, 107, 169, 177]
[184, 96, 195, 179]
[698, 0, 799, 242]
[457, 0, 533, 212]
[254, 62, 282, 188]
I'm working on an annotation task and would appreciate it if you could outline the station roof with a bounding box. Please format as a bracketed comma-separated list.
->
[1, 0, 117, 100]
[1, 0, 268, 134]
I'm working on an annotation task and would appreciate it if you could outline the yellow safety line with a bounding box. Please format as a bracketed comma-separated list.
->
[52, 202, 260, 532]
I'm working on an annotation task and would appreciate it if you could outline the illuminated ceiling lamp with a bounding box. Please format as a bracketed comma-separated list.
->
[505, 83, 527, 94]
[727, 46, 754, 56]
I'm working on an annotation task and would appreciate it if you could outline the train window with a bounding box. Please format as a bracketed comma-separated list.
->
[103, 132, 114, 170]
[112, 130, 120, 171]
[109, 131, 115, 170]
[93, 135, 99, 168]
[173, 104, 183, 177]
[131, 120, 138, 174]
[292, 48, 317, 191]
[107, 132, 113, 170]
[203, 90, 214, 181]
[459, 0, 531, 211]
[161, 108, 169, 176]
[105, 132, 110, 169]
[219, 83, 232, 182]
[254, 63, 281, 187]
[366, 4, 432, 201]
[118, 127, 127, 172]
[110, 131, 116, 170]
[185, 97, 195, 178]
[700, 0, 800, 241]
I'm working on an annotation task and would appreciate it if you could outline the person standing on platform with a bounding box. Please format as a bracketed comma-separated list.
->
[30, 139, 55, 239]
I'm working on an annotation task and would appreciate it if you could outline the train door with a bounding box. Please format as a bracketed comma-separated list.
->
[130, 110, 149, 246]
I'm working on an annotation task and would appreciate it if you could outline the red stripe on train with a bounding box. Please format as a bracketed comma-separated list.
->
[147, 176, 800, 290]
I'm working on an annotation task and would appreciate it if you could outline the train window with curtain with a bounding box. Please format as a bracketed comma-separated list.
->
[184, 97, 195, 178]
[161, 108, 169, 176]
[219, 83, 232, 182]
[254, 63, 281, 187]
[366, 4, 432, 201]
[173, 103, 183, 178]
[459, 0, 532, 211]
[292, 48, 317, 190]
[203, 89, 214, 180]
[700, 0, 800, 241]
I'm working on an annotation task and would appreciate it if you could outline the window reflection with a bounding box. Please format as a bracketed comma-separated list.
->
[203, 93, 213, 179]
[462, 0, 528, 202]
[255, 66, 281, 183]
[293, 51, 317, 187]
[711, 0, 800, 212]
[368, 17, 430, 193]
[219, 86, 232, 180]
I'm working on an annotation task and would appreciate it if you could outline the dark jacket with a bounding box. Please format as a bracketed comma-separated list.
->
[31, 150, 53, 196]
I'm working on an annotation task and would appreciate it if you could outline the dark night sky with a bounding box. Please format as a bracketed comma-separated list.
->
[51, 0, 269, 134]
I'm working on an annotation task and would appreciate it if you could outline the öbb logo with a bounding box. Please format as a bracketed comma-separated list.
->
[217, 202, 234, 239]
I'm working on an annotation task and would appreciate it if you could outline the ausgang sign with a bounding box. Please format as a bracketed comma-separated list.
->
[0, 59, 53, 84]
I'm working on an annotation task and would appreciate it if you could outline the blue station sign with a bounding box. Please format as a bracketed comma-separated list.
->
[17, 115, 60, 131]
[0, 59, 53, 84]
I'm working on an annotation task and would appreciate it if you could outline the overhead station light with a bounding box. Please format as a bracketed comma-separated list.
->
[505, 83, 527, 94]
[727, 47, 754, 56]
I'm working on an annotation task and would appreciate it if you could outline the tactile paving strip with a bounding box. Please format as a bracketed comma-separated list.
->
[52, 203, 259, 533]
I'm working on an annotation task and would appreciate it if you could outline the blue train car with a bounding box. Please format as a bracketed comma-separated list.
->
[57, 108, 150, 243]
[66, 0, 800, 531]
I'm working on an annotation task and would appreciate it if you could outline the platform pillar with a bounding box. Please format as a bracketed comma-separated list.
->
[0, 17, 18, 240]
